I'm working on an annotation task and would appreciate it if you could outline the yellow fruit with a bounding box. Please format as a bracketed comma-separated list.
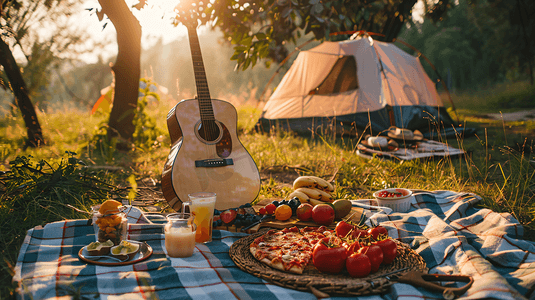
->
[99, 200, 123, 214]
[275, 204, 293, 221]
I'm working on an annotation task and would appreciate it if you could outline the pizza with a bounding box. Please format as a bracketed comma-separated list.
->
[249, 226, 333, 274]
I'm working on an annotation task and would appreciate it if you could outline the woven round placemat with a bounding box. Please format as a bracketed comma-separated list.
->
[230, 231, 428, 297]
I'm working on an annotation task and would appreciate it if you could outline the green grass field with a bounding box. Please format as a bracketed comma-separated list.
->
[1, 82, 534, 299]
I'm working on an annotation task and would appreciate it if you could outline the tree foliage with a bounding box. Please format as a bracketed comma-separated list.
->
[399, 0, 534, 91]
[0, 0, 96, 147]
[173, 0, 452, 71]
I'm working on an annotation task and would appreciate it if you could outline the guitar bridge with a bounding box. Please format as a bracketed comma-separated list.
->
[195, 158, 234, 168]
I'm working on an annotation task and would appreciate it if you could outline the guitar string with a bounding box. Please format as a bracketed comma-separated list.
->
[188, 24, 219, 156]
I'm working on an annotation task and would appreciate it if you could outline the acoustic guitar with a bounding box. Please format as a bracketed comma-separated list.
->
[161, 17, 261, 211]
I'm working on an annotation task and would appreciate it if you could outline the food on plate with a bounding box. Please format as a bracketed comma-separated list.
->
[286, 190, 310, 203]
[346, 252, 371, 278]
[332, 199, 352, 220]
[293, 176, 334, 192]
[220, 209, 238, 224]
[250, 226, 332, 274]
[274, 204, 292, 221]
[335, 220, 355, 239]
[312, 204, 335, 226]
[374, 238, 397, 264]
[312, 236, 348, 274]
[368, 225, 388, 241]
[373, 188, 412, 200]
[343, 240, 361, 255]
[296, 203, 313, 221]
[111, 240, 140, 260]
[87, 240, 114, 256]
[250, 223, 400, 276]
[376, 190, 403, 198]
[214, 204, 261, 228]
[359, 244, 383, 273]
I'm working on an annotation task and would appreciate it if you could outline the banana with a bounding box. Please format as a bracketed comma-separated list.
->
[286, 190, 310, 203]
[295, 187, 333, 202]
[293, 176, 334, 193]
[308, 198, 326, 207]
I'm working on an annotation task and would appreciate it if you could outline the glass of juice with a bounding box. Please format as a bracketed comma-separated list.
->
[188, 192, 216, 243]
[164, 213, 196, 258]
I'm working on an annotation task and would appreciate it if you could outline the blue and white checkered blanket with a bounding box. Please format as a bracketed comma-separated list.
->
[13, 191, 535, 299]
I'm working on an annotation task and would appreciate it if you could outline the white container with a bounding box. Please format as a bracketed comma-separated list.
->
[165, 213, 197, 258]
[367, 136, 388, 147]
[372, 188, 413, 213]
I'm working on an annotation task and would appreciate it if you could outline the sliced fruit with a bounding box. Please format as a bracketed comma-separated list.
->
[99, 199, 122, 214]
[220, 209, 237, 224]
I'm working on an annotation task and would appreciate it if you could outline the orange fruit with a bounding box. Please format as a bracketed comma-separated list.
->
[99, 200, 122, 214]
[275, 204, 292, 221]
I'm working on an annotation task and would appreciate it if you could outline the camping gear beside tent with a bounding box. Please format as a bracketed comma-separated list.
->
[256, 34, 467, 138]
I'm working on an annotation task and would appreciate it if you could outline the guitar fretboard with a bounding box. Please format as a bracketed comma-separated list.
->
[187, 26, 215, 123]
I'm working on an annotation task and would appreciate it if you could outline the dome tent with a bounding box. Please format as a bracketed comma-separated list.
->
[256, 34, 463, 138]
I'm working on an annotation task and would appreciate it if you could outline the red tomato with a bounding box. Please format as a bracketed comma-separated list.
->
[359, 245, 383, 273]
[346, 253, 371, 278]
[368, 226, 388, 241]
[259, 207, 267, 215]
[375, 238, 397, 264]
[312, 237, 348, 274]
[335, 221, 354, 238]
[264, 203, 276, 215]
[351, 227, 369, 240]
[343, 240, 361, 255]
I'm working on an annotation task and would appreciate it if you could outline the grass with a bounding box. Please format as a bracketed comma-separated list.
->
[1, 81, 535, 299]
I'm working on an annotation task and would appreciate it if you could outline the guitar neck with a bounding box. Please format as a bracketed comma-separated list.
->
[187, 26, 215, 122]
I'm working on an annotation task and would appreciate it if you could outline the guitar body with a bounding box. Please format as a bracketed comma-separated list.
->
[161, 99, 261, 211]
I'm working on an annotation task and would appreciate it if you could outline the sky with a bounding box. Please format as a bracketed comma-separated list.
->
[78, 0, 189, 63]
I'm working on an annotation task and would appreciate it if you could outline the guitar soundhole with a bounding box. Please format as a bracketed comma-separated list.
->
[194, 120, 232, 158]
[197, 120, 221, 143]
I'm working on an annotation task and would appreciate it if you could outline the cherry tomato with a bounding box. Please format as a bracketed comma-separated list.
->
[375, 238, 397, 264]
[264, 203, 276, 215]
[346, 252, 371, 278]
[368, 226, 388, 241]
[259, 207, 267, 215]
[335, 220, 354, 238]
[359, 244, 383, 273]
[351, 227, 369, 240]
[312, 237, 348, 274]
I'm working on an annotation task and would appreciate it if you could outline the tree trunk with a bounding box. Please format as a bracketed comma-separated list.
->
[0, 36, 45, 147]
[381, 0, 417, 42]
[98, 0, 141, 148]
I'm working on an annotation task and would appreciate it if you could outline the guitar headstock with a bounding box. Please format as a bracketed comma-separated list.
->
[172, 1, 209, 30]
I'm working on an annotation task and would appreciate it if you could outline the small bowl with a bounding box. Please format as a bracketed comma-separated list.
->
[110, 241, 140, 260]
[373, 188, 413, 213]
[86, 240, 114, 256]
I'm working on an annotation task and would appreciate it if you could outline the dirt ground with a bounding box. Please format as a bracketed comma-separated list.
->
[486, 109, 535, 122]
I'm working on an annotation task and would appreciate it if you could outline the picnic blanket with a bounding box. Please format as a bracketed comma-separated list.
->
[357, 140, 465, 161]
[13, 191, 535, 300]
